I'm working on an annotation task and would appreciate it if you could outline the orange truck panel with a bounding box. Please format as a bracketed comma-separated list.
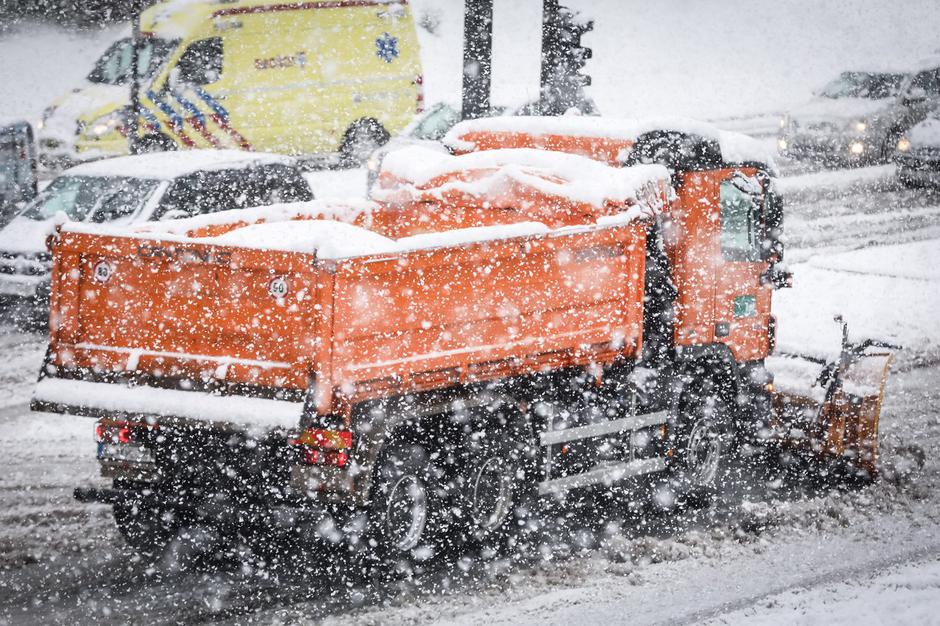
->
[46, 222, 647, 417]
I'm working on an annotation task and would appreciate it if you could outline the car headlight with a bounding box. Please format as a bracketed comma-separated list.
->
[849, 141, 865, 155]
[777, 138, 788, 151]
[87, 110, 126, 138]
[854, 121, 867, 133]
[897, 136, 911, 152]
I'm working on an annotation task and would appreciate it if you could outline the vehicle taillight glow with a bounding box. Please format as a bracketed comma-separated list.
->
[95, 419, 154, 445]
[290, 428, 352, 467]
[414, 74, 424, 113]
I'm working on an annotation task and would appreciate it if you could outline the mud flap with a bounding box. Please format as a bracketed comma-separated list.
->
[771, 351, 894, 478]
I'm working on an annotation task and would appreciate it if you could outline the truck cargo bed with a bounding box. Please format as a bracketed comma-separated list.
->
[41, 218, 648, 426]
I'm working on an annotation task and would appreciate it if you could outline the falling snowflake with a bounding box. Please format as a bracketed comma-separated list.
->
[375, 32, 399, 63]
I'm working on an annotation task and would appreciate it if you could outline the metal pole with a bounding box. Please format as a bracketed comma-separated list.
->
[128, 0, 142, 154]
[462, 0, 493, 120]
[539, 0, 559, 115]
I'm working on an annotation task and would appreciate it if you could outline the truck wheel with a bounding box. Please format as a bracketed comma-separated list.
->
[340, 119, 389, 168]
[368, 441, 445, 568]
[672, 382, 730, 506]
[113, 498, 177, 555]
[459, 428, 527, 548]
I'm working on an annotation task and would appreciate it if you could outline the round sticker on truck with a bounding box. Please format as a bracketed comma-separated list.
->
[93, 261, 113, 283]
[269, 276, 288, 298]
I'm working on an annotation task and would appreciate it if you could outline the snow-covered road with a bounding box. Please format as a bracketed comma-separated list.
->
[0, 164, 938, 624]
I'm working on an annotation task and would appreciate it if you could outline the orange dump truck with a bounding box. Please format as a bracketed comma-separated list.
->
[32, 117, 892, 562]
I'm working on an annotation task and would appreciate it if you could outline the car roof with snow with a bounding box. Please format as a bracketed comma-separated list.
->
[443, 115, 777, 172]
[62, 149, 298, 181]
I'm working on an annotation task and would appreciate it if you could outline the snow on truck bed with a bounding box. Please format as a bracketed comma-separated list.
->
[375, 146, 673, 210]
[63, 148, 671, 258]
[444, 115, 778, 173]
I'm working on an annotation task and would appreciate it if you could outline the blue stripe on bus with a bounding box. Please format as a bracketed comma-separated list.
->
[192, 86, 229, 121]
[146, 90, 185, 130]
[169, 91, 206, 126]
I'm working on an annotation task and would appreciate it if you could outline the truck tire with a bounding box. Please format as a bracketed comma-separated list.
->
[367, 440, 447, 569]
[457, 423, 530, 549]
[113, 497, 177, 555]
[340, 119, 389, 168]
[671, 380, 730, 506]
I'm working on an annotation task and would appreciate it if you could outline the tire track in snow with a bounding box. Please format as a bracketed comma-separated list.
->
[671, 543, 940, 626]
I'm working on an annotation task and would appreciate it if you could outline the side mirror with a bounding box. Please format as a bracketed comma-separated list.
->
[760, 266, 793, 289]
[160, 209, 189, 221]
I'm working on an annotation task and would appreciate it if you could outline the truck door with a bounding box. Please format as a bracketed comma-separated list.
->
[713, 170, 772, 362]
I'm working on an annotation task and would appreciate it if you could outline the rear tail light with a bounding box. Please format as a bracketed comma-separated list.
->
[95, 419, 155, 445]
[414, 74, 424, 113]
[290, 428, 352, 468]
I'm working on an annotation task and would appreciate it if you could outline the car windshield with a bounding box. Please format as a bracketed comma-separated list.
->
[410, 104, 461, 140]
[818, 72, 905, 99]
[20, 175, 160, 223]
[87, 37, 177, 85]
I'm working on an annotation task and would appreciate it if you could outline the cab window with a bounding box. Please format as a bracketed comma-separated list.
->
[87, 38, 177, 85]
[252, 165, 314, 205]
[152, 166, 312, 220]
[720, 174, 762, 262]
[175, 38, 223, 86]
[411, 105, 461, 140]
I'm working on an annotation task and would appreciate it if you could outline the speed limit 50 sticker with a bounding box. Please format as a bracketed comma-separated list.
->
[269, 276, 288, 298]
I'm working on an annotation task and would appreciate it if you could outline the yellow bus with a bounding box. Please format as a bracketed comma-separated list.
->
[41, 0, 423, 165]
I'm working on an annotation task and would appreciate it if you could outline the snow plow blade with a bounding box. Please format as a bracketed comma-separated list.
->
[768, 320, 898, 478]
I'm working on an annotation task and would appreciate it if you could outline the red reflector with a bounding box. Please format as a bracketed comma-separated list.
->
[302, 448, 320, 464]
[292, 428, 353, 467]
[94, 418, 155, 444]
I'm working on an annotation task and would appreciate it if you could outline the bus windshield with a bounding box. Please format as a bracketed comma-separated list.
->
[87, 37, 177, 86]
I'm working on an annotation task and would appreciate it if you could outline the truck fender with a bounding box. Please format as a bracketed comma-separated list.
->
[674, 343, 742, 414]
[351, 389, 527, 507]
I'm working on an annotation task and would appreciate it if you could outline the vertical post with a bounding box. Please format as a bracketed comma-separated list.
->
[462, 0, 493, 120]
[539, 0, 559, 115]
[127, 0, 143, 155]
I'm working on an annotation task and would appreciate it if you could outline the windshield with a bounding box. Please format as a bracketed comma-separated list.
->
[87, 37, 177, 85]
[818, 72, 905, 99]
[410, 104, 461, 140]
[21, 175, 160, 223]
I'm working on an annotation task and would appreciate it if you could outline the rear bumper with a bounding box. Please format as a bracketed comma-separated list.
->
[74, 485, 334, 530]
[32, 376, 304, 432]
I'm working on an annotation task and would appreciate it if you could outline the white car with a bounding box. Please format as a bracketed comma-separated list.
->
[0, 150, 313, 310]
